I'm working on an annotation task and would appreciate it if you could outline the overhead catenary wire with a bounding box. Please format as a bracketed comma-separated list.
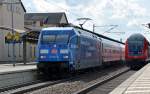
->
[43, 0, 124, 36]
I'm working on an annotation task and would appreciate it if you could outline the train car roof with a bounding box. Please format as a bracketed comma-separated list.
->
[42, 27, 74, 31]
[128, 33, 145, 40]
[127, 33, 150, 45]
[73, 26, 124, 44]
[41, 26, 124, 45]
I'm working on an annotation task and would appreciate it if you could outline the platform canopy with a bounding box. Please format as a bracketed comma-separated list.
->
[22, 30, 40, 43]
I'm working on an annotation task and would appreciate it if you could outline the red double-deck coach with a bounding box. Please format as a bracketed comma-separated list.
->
[125, 33, 150, 69]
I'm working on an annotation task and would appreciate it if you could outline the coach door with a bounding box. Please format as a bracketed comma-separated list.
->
[98, 38, 103, 66]
[69, 36, 79, 70]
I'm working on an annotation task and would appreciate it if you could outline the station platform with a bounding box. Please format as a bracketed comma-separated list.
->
[110, 63, 150, 94]
[0, 62, 36, 74]
[0, 62, 37, 89]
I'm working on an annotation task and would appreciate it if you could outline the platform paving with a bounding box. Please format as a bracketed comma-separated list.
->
[110, 63, 150, 94]
[0, 62, 37, 90]
[0, 62, 36, 74]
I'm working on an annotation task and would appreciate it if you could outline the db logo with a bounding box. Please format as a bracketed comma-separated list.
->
[51, 49, 57, 54]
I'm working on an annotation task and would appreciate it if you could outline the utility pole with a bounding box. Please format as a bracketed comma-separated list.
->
[11, 1, 15, 66]
[93, 24, 95, 33]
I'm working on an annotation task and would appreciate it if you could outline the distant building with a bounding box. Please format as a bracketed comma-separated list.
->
[24, 12, 69, 31]
[0, 0, 26, 63]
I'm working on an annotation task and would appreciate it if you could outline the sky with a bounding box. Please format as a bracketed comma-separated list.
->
[22, 0, 150, 42]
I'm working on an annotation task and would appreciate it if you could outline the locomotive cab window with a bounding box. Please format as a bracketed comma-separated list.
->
[128, 40, 144, 56]
[41, 34, 69, 44]
[128, 41, 144, 52]
[56, 35, 69, 43]
[42, 35, 56, 43]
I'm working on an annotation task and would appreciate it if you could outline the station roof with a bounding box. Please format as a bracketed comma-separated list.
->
[20, 0, 26, 12]
[25, 12, 68, 24]
[0, 26, 25, 33]
[22, 30, 40, 43]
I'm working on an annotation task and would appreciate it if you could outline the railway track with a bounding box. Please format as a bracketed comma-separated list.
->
[0, 64, 132, 94]
[74, 69, 135, 94]
[1, 77, 74, 94]
[0, 70, 38, 93]
[10, 65, 129, 94]
[0, 80, 41, 93]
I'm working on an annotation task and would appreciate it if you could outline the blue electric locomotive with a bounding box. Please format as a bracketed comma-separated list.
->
[37, 27, 102, 73]
[37, 26, 124, 73]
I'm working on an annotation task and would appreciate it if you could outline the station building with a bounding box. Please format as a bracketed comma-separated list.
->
[0, 0, 69, 63]
[0, 0, 25, 63]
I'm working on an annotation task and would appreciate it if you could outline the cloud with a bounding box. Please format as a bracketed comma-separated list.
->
[30, 0, 147, 26]
[23, 0, 147, 25]
[32, 0, 69, 12]
[65, 0, 91, 6]
[110, 0, 146, 19]
[22, 0, 149, 41]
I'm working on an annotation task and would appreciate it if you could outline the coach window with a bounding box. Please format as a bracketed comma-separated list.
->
[148, 47, 150, 56]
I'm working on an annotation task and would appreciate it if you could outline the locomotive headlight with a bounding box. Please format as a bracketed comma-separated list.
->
[40, 49, 49, 54]
[60, 49, 68, 54]
[63, 55, 68, 59]
[40, 56, 46, 58]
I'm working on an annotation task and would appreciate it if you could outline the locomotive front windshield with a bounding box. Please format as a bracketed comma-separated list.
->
[128, 40, 144, 56]
[41, 34, 69, 44]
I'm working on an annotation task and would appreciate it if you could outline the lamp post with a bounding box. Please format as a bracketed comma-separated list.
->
[11, 1, 15, 66]
[1, 1, 21, 66]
